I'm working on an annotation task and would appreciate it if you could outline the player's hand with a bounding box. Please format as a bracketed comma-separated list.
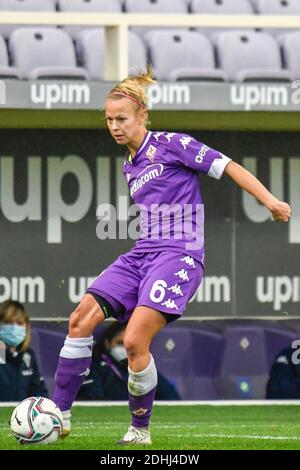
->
[270, 201, 291, 222]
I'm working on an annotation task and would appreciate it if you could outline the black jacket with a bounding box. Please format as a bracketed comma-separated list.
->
[77, 353, 181, 401]
[266, 346, 300, 399]
[0, 347, 48, 401]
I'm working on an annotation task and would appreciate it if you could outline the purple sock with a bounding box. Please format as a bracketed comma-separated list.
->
[52, 335, 93, 412]
[129, 386, 157, 428]
[52, 356, 91, 412]
[127, 354, 158, 428]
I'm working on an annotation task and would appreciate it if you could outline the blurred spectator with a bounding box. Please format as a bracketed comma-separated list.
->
[0, 300, 48, 401]
[77, 322, 181, 401]
[266, 345, 300, 399]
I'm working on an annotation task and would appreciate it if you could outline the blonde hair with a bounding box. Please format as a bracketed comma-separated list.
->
[108, 65, 156, 110]
[0, 300, 31, 352]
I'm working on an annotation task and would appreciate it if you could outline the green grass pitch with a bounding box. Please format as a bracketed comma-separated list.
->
[1, 405, 300, 450]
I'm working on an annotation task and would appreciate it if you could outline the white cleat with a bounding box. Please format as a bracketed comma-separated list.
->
[60, 411, 71, 438]
[61, 424, 71, 438]
[117, 425, 152, 445]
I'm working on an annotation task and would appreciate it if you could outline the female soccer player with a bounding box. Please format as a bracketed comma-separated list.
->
[52, 68, 291, 445]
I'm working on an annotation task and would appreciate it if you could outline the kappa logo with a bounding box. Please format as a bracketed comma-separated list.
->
[153, 132, 164, 141]
[175, 269, 189, 282]
[164, 133, 176, 142]
[78, 368, 90, 377]
[181, 256, 196, 268]
[180, 136, 193, 150]
[152, 132, 175, 143]
[168, 284, 184, 296]
[161, 299, 179, 310]
[146, 145, 157, 162]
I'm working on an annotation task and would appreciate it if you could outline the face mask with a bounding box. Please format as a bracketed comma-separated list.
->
[0, 325, 26, 347]
[110, 346, 127, 362]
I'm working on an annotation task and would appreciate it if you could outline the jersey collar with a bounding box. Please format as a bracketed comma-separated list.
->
[126, 131, 152, 165]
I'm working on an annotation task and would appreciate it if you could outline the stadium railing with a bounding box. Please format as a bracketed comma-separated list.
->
[1, 11, 300, 80]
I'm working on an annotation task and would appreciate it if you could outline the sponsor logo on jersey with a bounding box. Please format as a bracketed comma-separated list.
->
[146, 145, 157, 162]
[195, 145, 209, 164]
[130, 164, 164, 197]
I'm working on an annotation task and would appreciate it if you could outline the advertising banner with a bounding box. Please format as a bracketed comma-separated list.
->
[0, 130, 298, 318]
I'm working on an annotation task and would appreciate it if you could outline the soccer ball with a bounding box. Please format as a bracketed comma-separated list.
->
[10, 397, 63, 445]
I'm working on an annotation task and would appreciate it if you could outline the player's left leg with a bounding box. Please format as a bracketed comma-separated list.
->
[117, 306, 166, 445]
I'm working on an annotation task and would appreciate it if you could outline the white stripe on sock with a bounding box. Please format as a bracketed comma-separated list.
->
[60, 335, 93, 359]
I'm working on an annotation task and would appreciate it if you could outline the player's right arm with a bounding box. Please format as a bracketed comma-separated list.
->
[224, 161, 291, 223]
[168, 132, 291, 222]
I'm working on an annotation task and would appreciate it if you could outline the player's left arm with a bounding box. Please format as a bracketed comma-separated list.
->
[224, 161, 291, 223]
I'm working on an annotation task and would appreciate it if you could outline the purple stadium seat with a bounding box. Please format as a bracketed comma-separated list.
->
[217, 325, 298, 399]
[190, 328, 224, 399]
[36, 329, 65, 396]
[29, 327, 40, 360]
[151, 326, 223, 399]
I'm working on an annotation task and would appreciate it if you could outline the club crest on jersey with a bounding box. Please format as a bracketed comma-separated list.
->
[146, 145, 157, 162]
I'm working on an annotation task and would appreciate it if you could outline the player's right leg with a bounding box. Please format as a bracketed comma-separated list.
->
[53, 250, 140, 437]
[52, 293, 107, 436]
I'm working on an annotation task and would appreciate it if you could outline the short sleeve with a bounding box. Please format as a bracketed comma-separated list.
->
[171, 133, 231, 180]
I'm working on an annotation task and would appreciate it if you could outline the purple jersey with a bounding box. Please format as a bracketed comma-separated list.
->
[123, 131, 231, 265]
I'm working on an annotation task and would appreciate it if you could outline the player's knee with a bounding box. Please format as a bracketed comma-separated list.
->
[124, 333, 144, 358]
[69, 294, 96, 336]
